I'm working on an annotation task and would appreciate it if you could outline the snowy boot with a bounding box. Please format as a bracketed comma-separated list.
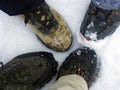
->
[80, 2, 120, 40]
[0, 52, 58, 90]
[24, 2, 72, 51]
[57, 47, 100, 87]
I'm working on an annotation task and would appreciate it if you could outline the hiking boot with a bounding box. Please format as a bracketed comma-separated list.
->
[57, 47, 100, 87]
[80, 2, 120, 40]
[24, 2, 72, 51]
[0, 52, 58, 90]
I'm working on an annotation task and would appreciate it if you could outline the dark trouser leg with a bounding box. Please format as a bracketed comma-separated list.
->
[92, 0, 120, 10]
[0, 0, 44, 16]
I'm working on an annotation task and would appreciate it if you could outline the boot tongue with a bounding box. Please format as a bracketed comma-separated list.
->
[25, 2, 58, 35]
[36, 9, 58, 35]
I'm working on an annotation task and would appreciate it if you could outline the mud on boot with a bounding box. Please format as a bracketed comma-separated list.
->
[24, 2, 72, 51]
[57, 47, 100, 87]
[80, 2, 120, 40]
[0, 52, 58, 90]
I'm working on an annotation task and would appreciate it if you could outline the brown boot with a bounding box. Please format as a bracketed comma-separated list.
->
[57, 47, 100, 87]
[24, 2, 72, 51]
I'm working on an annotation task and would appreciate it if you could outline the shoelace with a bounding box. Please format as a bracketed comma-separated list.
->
[70, 63, 87, 79]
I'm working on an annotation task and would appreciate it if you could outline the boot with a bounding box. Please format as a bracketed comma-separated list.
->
[80, 2, 120, 40]
[57, 47, 100, 87]
[24, 2, 72, 51]
[0, 52, 58, 90]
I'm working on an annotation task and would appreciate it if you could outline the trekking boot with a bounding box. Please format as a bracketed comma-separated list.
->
[0, 52, 58, 90]
[24, 2, 72, 51]
[80, 2, 120, 40]
[57, 47, 100, 87]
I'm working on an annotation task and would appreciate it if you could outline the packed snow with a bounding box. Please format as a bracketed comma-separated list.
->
[0, 0, 120, 90]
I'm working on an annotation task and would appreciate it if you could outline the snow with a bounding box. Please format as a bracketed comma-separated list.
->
[0, 0, 120, 90]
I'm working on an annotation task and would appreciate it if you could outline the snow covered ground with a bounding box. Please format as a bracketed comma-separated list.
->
[0, 0, 120, 90]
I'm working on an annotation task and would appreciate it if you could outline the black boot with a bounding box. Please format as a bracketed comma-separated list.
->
[0, 52, 58, 90]
[80, 2, 120, 40]
[57, 47, 100, 87]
